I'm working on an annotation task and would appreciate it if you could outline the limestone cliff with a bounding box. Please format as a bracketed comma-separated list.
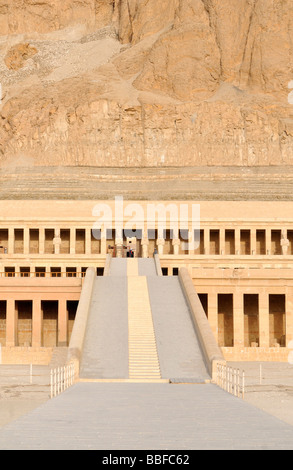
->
[0, 0, 293, 167]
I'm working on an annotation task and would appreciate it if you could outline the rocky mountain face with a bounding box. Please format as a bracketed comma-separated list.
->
[0, 0, 293, 167]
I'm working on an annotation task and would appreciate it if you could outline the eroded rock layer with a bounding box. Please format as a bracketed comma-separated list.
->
[0, 0, 293, 167]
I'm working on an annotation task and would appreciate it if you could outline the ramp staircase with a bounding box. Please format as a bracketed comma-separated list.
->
[128, 275, 161, 380]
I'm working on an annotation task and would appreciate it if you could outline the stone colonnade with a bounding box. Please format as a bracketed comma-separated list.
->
[197, 290, 293, 349]
[0, 226, 292, 257]
[3, 298, 69, 347]
[0, 279, 81, 348]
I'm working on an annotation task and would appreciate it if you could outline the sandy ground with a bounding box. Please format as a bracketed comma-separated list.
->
[0, 365, 50, 427]
[228, 362, 293, 427]
[0, 385, 50, 427]
[1, 362, 293, 429]
[244, 386, 293, 427]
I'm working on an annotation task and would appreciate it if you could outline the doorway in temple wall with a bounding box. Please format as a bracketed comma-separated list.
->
[124, 230, 142, 258]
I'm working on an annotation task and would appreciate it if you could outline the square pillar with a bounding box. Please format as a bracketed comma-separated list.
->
[53, 228, 61, 255]
[8, 228, 14, 255]
[23, 228, 30, 255]
[281, 229, 289, 256]
[207, 292, 218, 343]
[251, 229, 256, 255]
[188, 229, 194, 255]
[85, 228, 91, 255]
[70, 228, 76, 255]
[204, 229, 210, 255]
[156, 238, 165, 255]
[235, 228, 241, 255]
[172, 238, 180, 256]
[101, 235, 107, 255]
[259, 292, 270, 348]
[142, 238, 149, 258]
[266, 229, 271, 255]
[6, 299, 17, 347]
[286, 290, 293, 346]
[233, 291, 244, 347]
[32, 299, 42, 347]
[58, 299, 68, 347]
[39, 228, 45, 255]
[220, 229, 225, 255]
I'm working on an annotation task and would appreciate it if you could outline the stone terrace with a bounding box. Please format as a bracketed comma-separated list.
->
[1, 166, 293, 200]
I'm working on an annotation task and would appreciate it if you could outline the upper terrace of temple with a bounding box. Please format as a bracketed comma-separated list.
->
[1, 166, 293, 201]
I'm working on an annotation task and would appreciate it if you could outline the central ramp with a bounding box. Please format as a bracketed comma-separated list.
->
[79, 258, 210, 383]
[79, 276, 129, 380]
[147, 276, 210, 382]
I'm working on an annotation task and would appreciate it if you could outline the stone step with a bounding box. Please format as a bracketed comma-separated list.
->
[127, 274, 161, 380]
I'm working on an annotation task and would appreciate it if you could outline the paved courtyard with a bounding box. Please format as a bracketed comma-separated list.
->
[0, 382, 293, 450]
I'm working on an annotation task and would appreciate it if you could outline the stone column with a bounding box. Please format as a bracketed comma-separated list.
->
[207, 292, 218, 343]
[53, 228, 62, 255]
[204, 228, 210, 255]
[32, 299, 42, 347]
[156, 238, 165, 255]
[220, 229, 225, 255]
[100, 234, 107, 255]
[188, 231, 194, 255]
[70, 228, 76, 255]
[281, 229, 290, 256]
[85, 228, 91, 255]
[39, 228, 45, 255]
[115, 238, 124, 258]
[23, 228, 30, 255]
[251, 229, 256, 255]
[172, 238, 181, 255]
[8, 228, 14, 255]
[235, 228, 241, 256]
[141, 237, 149, 258]
[233, 291, 244, 347]
[58, 299, 68, 347]
[6, 299, 17, 347]
[266, 229, 271, 255]
[286, 290, 293, 346]
[259, 292, 269, 347]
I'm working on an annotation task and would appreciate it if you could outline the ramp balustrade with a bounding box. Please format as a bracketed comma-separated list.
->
[216, 363, 245, 399]
[50, 363, 75, 399]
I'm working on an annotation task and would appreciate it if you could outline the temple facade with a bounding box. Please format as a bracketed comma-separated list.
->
[0, 200, 292, 364]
